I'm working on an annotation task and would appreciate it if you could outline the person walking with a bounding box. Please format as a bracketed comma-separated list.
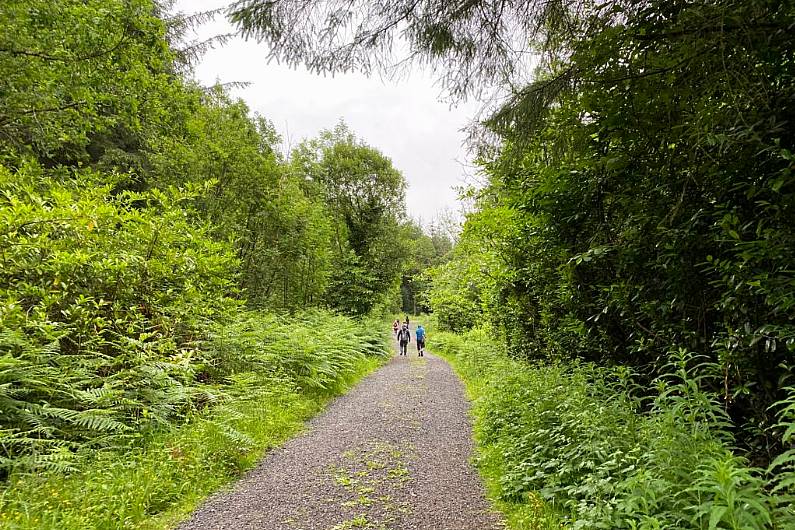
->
[415, 324, 426, 357]
[397, 324, 410, 356]
[392, 319, 400, 335]
[404, 315, 410, 328]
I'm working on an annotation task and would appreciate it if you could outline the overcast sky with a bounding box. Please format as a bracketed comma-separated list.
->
[172, 0, 481, 223]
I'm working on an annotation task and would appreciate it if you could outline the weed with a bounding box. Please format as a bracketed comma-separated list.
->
[431, 327, 795, 529]
[387, 466, 409, 478]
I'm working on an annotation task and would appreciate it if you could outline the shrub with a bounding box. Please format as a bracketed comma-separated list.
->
[0, 162, 241, 473]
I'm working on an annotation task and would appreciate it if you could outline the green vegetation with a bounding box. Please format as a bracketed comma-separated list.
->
[4, 0, 794, 528]
[420, 1, 795, 446]
[0, 166, 240, 472]
[235, 0, 794, 524]
[328, 440, 412, 529]
[0, 312, 387, 529]
[0, 0, 431, 526]
[432, 327, 795, 529]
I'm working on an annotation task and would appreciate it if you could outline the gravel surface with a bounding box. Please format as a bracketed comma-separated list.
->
[178, 332, 504, 530]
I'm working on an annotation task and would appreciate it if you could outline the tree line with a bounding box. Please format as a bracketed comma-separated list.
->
[0, 0, 448, 474]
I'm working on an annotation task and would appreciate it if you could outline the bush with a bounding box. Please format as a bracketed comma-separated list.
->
[0, 162, 242, 473]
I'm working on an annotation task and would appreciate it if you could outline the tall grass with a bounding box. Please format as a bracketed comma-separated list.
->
[0, 310, 389, 529]
[431, 327, 795, 530]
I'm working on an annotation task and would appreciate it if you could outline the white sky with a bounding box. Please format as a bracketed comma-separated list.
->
[172, 0, 481, 222]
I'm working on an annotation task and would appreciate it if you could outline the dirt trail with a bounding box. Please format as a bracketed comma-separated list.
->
[178, 332, 503, 530]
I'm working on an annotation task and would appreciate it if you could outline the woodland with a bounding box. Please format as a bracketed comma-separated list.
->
[2, 0, 795, 529]
[0, 0, 448, 526]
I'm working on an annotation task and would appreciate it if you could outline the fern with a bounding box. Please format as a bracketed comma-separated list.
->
[766, 387, 795, 525]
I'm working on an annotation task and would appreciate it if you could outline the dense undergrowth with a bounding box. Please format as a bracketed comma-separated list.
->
[431, 327, 795, 530]
[0, 155, 393, 528]
[0, 164, 241, 475]
[0, 310, 388, 529]
[420, 0, 795, 463]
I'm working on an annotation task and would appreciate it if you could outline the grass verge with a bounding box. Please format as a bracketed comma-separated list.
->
[428, 327, 563, 530]
[0, 311, 388, 529]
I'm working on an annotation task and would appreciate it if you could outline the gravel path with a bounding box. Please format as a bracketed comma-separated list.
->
[178, 332, 503, 530]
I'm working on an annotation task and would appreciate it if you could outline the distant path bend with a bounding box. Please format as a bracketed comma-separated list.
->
[179, 335, 503, 530]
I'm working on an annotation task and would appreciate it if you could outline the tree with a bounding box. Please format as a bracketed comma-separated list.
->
[482, 0, 795, 446]
[147, 86, 335, 309]
[291, 122, 408, 314]
[0, 0, 403, 477]
[228, 0, 582, 100]
[427, 190, 516, 333]
[0, 0, 181, 165]
[398, 220, 452, 315]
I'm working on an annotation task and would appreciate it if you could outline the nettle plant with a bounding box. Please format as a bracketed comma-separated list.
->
[0, 162, 241, 473]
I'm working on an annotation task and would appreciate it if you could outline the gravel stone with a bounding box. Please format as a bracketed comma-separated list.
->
[178, 336, 504, 530]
